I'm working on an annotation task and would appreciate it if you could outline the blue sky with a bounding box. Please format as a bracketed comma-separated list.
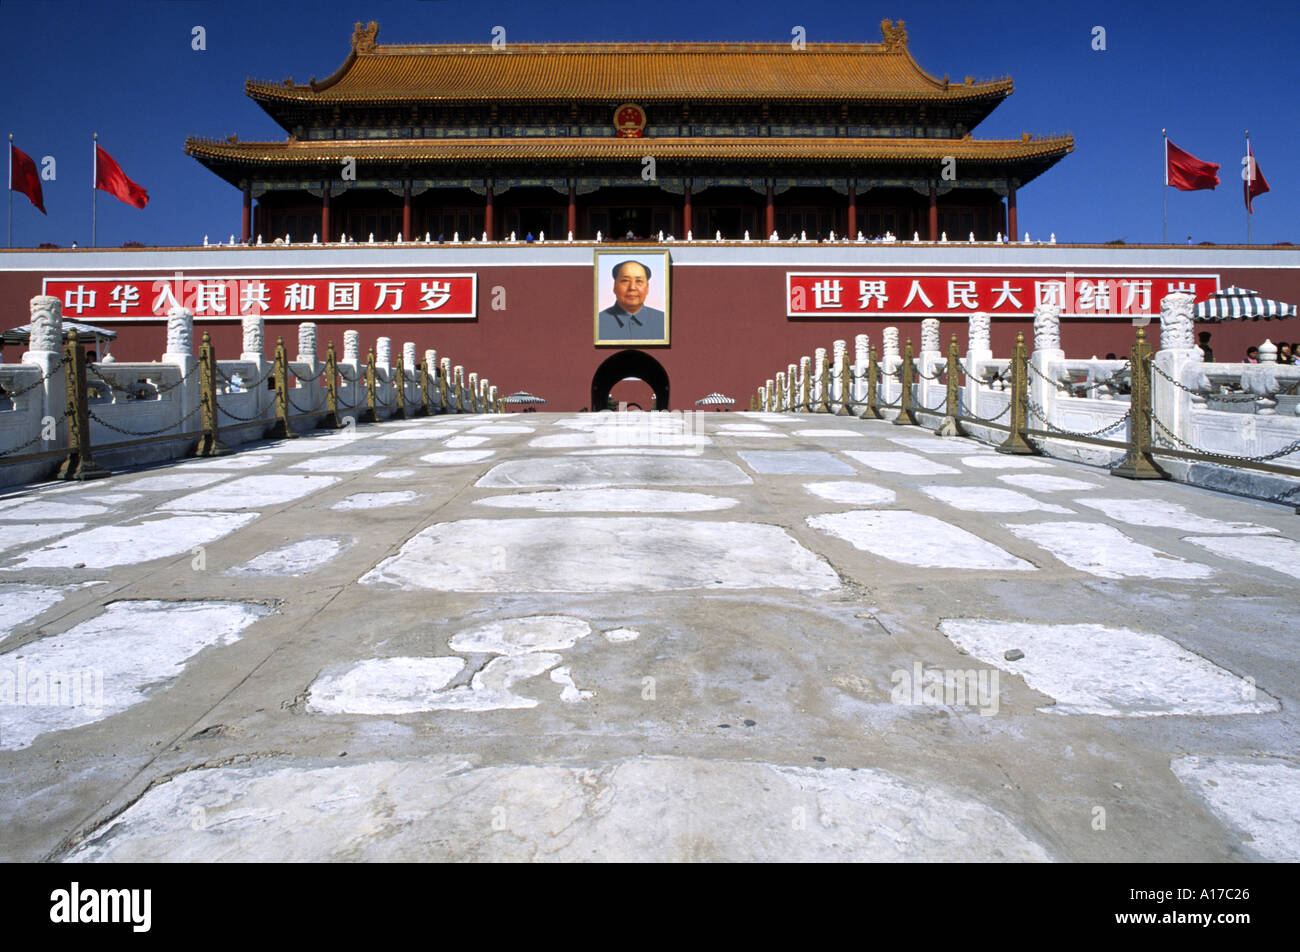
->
[2, 0, 1294, 247]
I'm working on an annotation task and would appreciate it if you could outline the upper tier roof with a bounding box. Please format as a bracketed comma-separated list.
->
[246, 20, 1013, 106]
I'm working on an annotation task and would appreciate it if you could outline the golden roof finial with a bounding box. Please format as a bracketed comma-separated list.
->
[880, 19, 908, 50]
[352, 21, 379, 54]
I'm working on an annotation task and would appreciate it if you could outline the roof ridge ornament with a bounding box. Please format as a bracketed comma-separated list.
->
[353, 21, 379, 54]
[880, 19, 908, 50]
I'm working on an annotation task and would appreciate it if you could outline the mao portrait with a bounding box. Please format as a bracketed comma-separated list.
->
[594, 250, 670, 345]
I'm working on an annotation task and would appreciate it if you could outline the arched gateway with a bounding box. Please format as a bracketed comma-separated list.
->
[591, 351, 669, 411]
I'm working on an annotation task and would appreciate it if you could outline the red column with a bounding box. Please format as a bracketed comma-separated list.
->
[568, 182, 577, 238]
[1007, 181, 1018, 241]
[402, 182, 412, 240]
[928, 184, 938, 240]
[321, 188, 331, 242]
[241, 184, 251, 243]
[484, 183, 494, 241]
[847, 182, 856, 238]
[683, 182, 692, 237]
[765, 182, 774, 237]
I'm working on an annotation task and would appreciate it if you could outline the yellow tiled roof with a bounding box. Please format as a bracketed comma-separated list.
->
[186, 134, 1073, 165]
[246, 22, 1012, 105]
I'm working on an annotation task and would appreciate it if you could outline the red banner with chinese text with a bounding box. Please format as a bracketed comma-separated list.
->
[41, 273, 478, 322]
[787, 272, 1219, 319]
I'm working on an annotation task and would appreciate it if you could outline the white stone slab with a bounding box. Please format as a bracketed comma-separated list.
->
[0, 599, 272, 750]
[918, 485, 1072, 514]
[289, 454, 388, 473]
[1006, 522, 1213, 579]
[443, 435, 490, 448]
[567, 448, 709, 455]
[418, 450, 496, 465]
[713, 424, 772, 432]
[255, 436, 369, 454]
[449, 616, 592, 654]
[64, 492, 143, 505]
[360, 518, 838, 593]
[887, 436, 993, 454]
[939, 620, 1278, 718]
[792, 429, 869, 438]
[603, 627, 640, 643]
[1171, 757, 1300, 862]
[0, 523, 85, 555]
[1182, 535, 1300, 580]
[8, 513, 259, 569]
[472, 489, 738, 512]
[998, 474, 1101, 493]
[0, 584, 75, 640]
[551, 666, 594, 703]
[225, 538, 351, 577]
[162, 474, 337, 511]
[121, 472, 231, 492]
[808, 511, 1033, 571]
[477, 456, 750, 489]
[64, 756, 1051, 862]
[331, 491, 419, 511]
[712, 432, 789, 439]
[467, 425, 534, 435]
[842, 451, 959, 475]
[178, 454, 275, 470]
[306, 657, 467, 715]
[372, 428, 459, 440]
[1076, 498, 1275, 535]
[803, 481, 897, 506]
[374, 469, 416, 480]
[960, 455, 1053, 470]
[531, 432, 711, 449]
[738, 450, 856, 475]
[0, 501, 110, 521]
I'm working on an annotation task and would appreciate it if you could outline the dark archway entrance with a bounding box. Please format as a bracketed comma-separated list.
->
[591, 350, 670, 411]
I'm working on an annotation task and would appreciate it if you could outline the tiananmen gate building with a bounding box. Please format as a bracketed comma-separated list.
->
[2, 20, 1297, 411]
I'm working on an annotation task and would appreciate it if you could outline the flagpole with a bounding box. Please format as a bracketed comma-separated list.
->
[1162, 129, 1168, 245]
[8, 133, 13, 249]
[1245, 131, 1251, 246]
[91, 133, 97, 249]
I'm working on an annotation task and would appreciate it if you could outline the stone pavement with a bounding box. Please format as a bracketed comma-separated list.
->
[1, 411, 1297, 862]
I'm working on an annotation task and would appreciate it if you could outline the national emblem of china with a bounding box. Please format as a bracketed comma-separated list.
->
[615, 103, 646, 138]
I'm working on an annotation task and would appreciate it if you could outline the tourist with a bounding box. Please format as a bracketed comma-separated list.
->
[1245, 346, 1260, 363]
[597, 260, 665, 341]
[1279, 343, 1294, 365]
[1197, 331, 1214, 362]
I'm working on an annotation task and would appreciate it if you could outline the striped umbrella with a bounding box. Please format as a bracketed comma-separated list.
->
[1194, 286, 1297, 322]
[503, 390, 546, 404]
[695, 392, 736, 406]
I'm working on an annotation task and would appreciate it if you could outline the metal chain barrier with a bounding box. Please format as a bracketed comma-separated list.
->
[959, 396, 1011, 425]
[0, 409, 69, 457]
[0, 354, 71, 399]
[88, 401, 203, 436]
[1152, 414, 1300, 463]
[215, 362, 274, 391]
[213, 397, 267, 422]
[1026, 360, 1076, 392]
[288, 388, 324, 415]
[1027, 398, 1132, 438]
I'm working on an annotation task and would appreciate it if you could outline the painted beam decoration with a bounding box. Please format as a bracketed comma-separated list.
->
[42, 273, 478, 321]
[787, 272, 1220, 319]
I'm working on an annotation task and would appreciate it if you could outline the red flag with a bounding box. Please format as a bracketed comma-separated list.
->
[94, 144, 149, 209]
[1244, 139, 1270, 213]
[9, 143, 46, 214]
[1166, 139, 1220, 191]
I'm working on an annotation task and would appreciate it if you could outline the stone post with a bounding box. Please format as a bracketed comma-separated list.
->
[881, 327, 901, 405]
[831, 339, 847, 413]
[813, 347, 827, 410]
[966, 312, 993, 419]
[161, 307, 199, 438]
[1029, 304, 1065, 431]
[1152, 292, 1200, 449]
[23, 295, 68, 439]
[853, 334, 870, 408]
